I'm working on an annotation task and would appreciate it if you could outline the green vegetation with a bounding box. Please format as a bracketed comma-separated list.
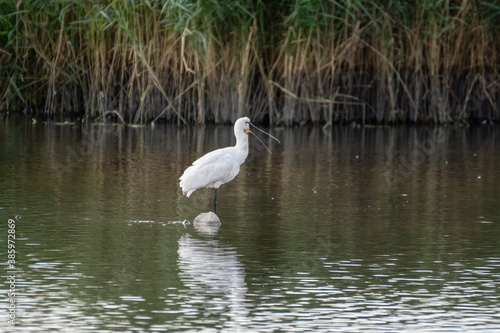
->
[1, 0, 500, 125]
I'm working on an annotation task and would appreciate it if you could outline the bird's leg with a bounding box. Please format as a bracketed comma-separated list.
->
[213, 188, 218, 215]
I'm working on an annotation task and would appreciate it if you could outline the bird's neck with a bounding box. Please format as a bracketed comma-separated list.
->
[235, 133, 249, 160]
[235, 135, 249, 150]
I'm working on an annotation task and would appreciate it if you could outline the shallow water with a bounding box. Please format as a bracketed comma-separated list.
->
[1, 116, 500, 332]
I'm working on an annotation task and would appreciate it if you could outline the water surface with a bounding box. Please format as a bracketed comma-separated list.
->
[1, 116, 499, 332]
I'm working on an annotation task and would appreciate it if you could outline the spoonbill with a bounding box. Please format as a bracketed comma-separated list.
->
[179, 117, 279, 215]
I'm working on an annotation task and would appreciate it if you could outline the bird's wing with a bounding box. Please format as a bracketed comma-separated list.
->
[179, 148, 240, 196]
[190, 147, 231, 167]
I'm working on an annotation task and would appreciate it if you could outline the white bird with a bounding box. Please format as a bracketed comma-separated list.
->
[179, 117, 279, 215]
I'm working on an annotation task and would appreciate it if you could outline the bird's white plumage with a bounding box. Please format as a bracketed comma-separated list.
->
[179, 117, 250, 198]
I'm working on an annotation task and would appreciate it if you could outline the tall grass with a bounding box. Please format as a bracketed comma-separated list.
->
[1, 0, 500, 125]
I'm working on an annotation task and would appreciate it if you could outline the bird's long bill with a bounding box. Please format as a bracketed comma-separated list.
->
[249, 122, 280, 154]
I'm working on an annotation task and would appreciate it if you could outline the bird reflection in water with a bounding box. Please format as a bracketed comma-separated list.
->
[177, 222, 249, 327]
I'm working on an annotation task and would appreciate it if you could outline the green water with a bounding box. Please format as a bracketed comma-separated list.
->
[1, 116, 500, 332]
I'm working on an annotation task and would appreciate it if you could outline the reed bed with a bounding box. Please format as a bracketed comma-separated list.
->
[1, 0, 500, 125]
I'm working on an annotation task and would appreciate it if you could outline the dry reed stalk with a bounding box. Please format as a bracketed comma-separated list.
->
[237, 24, 256, 120]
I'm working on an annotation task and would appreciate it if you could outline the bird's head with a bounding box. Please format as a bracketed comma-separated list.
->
[234, 116, 280, 154]
[235, 117, 251, 135]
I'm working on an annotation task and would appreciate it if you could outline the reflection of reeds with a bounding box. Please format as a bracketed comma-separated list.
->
[1, 1, 499, 124]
